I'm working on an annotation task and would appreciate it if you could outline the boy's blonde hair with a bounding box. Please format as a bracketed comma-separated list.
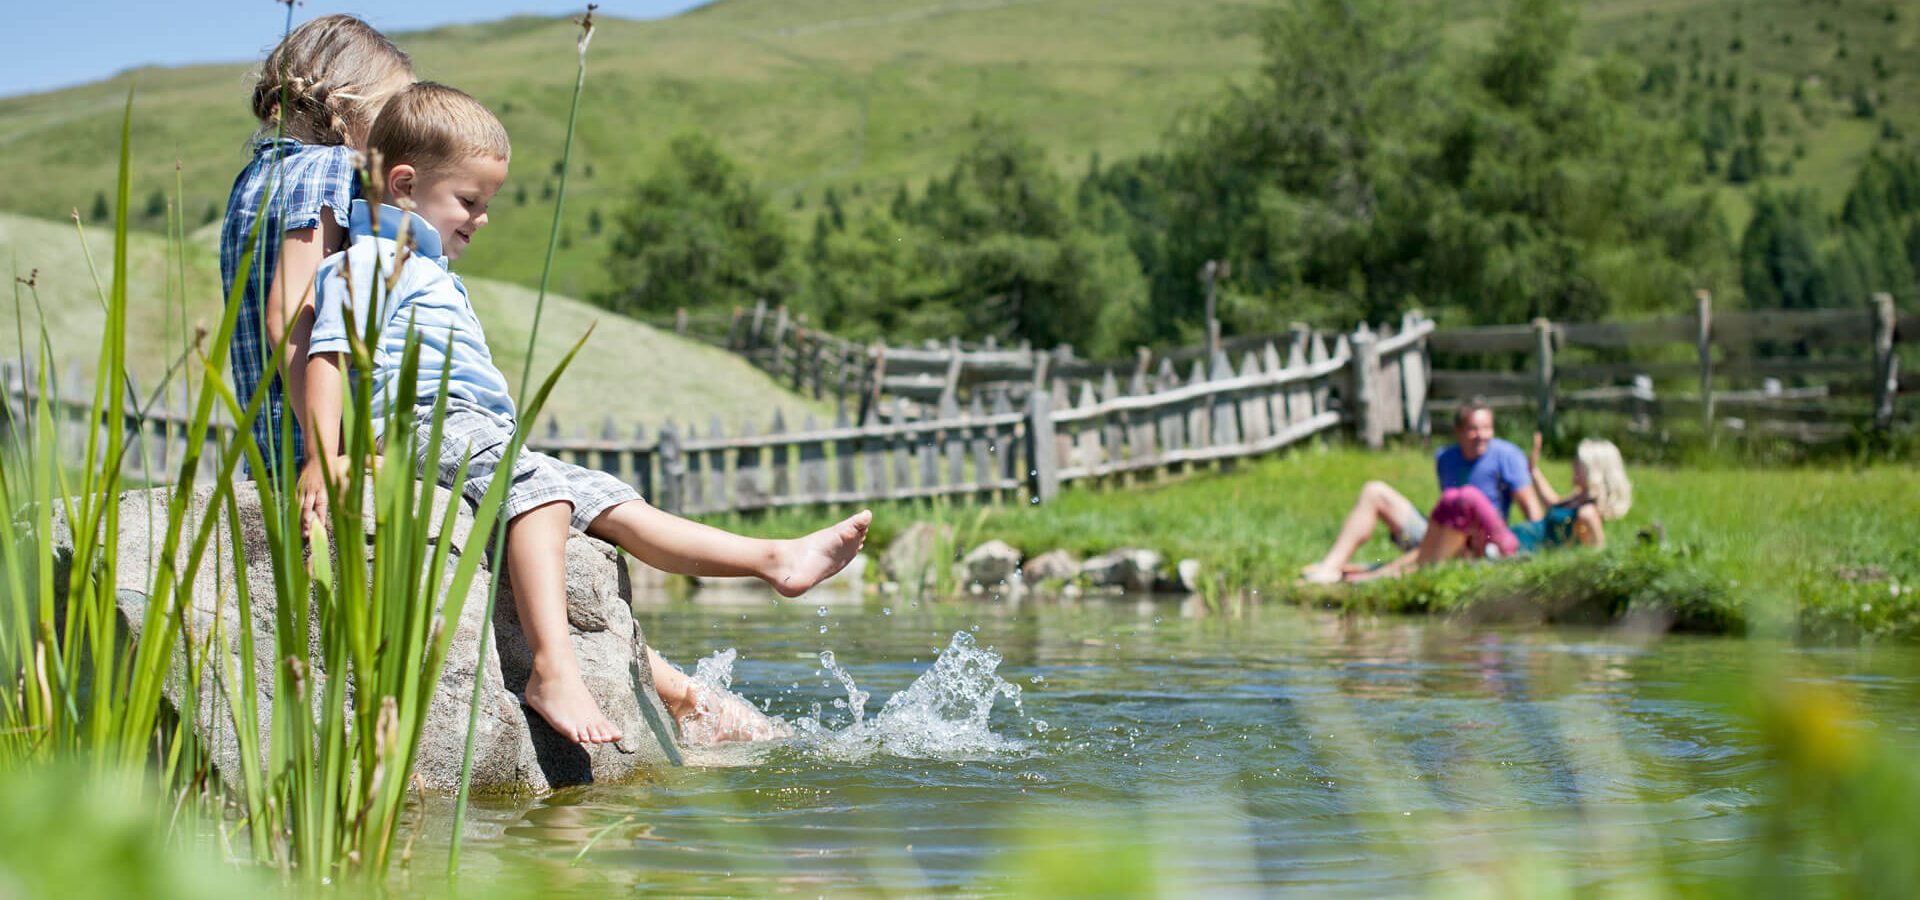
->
[252, 14, 413, 145]
[1577, 439, 1632, 521]
[366, 82, 512, 176]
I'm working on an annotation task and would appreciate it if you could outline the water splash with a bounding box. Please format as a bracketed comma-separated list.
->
[677, 633, 1036, 761]
[679, 648, 793, 746]
[789, 631, 1033, 761]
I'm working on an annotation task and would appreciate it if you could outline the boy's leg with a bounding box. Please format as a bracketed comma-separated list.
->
[644, 646, 790, 744]
[507, 500, 622, 745]
[585, 501, 870, 598]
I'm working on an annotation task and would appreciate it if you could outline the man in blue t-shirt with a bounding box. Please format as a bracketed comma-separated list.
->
[1301, 401, 1542, 584]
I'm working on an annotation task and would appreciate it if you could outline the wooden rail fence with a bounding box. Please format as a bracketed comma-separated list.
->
[0, 313, 1434, 513]
[1426, 293, 1913, 442]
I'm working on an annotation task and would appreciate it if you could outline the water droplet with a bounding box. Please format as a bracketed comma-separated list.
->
[882, 607, 893, 616]
[1153, 617, 1162, 624]
[1029, 496, 1039, 505]
[1028, 674, 1045, 684]
[817, 605, 829, 617]
[970, 623, 980, 632]
[819, 624, 829, 634]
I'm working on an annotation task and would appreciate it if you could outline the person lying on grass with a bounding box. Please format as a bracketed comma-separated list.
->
[299, 82, 871, 746]
[1346, 435, 1633, 582]
[1300, 400, 1544, 584]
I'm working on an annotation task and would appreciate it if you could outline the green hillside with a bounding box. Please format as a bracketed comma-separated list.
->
[0, 211, 823, 430]
[0, 0, 1913, 300]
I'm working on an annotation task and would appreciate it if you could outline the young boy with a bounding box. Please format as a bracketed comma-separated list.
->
[303, 83, 870, 746]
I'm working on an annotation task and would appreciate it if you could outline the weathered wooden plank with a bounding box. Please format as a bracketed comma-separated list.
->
[1236, 350, 1269, 444]
[888, 404, 914, 500]
[1713, 307, 1875, 346]
[1184, 360, 1210, 452]
[859, 405, 888, 500]
[1557, 317, 1695, 350]
[706, 415, 730, 512]
[1428, 324, 1538, 354]
[916, 408, 941, 495]
[831, 406, 857, 499]
[1430, 370, 1535, 398]
[1209, 351, 1241, 449]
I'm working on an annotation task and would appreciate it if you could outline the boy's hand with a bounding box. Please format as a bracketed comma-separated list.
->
[1530, 431, 1544, 471]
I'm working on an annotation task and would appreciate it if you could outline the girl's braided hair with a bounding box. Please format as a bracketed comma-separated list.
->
[251, 15, 413, 146]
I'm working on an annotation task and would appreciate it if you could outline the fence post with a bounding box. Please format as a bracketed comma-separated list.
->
[1347, 326, 1383, 449]
[1873, 292, 1899, 432]
[1026, 390, 1059, 503]
[749, 299, 768, 349]
[674, 307, 689, 336]
[656, 421, 683, 515]
[1532, 317, 1556, 438]
[726, 306, 744, 350]
[1696, 290, 1714, 437]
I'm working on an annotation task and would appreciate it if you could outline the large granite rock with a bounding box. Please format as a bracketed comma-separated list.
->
[54, 484, 679, 795]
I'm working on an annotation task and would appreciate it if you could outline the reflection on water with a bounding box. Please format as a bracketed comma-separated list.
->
[429, 587, 1920, 895]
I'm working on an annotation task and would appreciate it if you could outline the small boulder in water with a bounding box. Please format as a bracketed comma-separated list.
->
[1022, 549, 1080, 584]
[881, 521, 954, 587]
[960, 540, 1023, 588]
[1082, 548, 1164, 593]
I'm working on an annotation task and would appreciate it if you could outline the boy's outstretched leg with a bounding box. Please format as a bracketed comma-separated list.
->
[587, 502, 871, 597]
[507, 501, 623, 745]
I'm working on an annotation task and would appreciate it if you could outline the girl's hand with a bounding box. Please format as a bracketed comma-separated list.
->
[1530, 431, 1544, 471]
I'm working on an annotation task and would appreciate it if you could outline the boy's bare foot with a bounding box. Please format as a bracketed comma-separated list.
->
[524, 666, 623, 745]
[679, 685, 794, 746]
[770, 510, 871, 598]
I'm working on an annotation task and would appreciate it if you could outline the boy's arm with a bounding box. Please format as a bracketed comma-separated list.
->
[298, 246, 357, 537]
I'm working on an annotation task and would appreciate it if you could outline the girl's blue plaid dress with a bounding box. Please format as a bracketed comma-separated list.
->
[218, 137, 359, 478]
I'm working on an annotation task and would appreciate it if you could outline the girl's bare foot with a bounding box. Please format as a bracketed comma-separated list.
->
[524, 665, 623, 745]
[770, 510, 871, 597]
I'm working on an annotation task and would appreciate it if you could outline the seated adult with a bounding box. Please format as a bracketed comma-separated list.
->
[1349, 435, 1634, 580]
[1300, 401, 1541, 584]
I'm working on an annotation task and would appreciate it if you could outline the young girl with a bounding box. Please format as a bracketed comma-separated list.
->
[220, 15, 413, 479]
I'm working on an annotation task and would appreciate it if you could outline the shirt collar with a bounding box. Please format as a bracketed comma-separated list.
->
[346, 199, 447, 267]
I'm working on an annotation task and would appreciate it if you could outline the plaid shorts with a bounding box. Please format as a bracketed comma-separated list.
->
[415, 401, 640, 533]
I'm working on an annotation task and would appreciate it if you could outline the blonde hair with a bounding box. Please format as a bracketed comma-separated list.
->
[366, 82, 512, 177]
[1576, 439, 1632, 521]
[252, 15, 412, 145]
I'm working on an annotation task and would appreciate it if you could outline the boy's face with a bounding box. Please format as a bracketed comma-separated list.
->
[388, 154, 509, 262]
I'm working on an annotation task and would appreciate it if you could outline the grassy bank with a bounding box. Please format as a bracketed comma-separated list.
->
[709, 443, 1920, 641]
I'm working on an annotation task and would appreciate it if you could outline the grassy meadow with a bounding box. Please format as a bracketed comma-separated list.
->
[709, 441, 1920, 641]
[0, 211, 824, 428]
[0, 0, 1911, 299]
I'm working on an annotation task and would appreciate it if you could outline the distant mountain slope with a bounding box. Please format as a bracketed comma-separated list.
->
[0, 211, 823, 430]
[0, 0, 1912, 298]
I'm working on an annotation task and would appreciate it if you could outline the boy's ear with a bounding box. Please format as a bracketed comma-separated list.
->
[387, 164, 417, 203]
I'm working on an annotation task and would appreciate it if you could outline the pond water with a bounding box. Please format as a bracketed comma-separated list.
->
[441, 586, 1920, 896]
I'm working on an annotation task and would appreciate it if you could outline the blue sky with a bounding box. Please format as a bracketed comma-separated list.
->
[0, 1, 710, 99]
